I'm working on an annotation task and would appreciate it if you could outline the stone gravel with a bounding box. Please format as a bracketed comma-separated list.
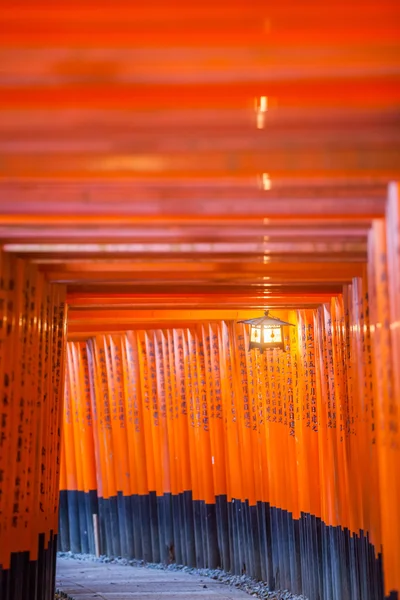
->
[56, 551, 308, 600]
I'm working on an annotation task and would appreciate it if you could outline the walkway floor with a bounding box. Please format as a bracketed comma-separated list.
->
[56, 558, 251, 600]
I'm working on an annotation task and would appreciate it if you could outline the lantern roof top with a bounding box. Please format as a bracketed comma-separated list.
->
[238, 310, 294, 327]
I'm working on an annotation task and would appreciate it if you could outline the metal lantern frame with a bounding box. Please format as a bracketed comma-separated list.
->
[238, 310, 294, 353]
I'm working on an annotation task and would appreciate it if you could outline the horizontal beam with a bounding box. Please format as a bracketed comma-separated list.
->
[66, 282, 343, 295]
[1, 4, 398, 50]
[1, 111, 399, 153]
[68, 308, 289, 321]
[67, 293, 334, 311]
[1, 79, 399, 111]
[0, 181, 386, 219]
[11, 248, 367, 261]
[1, 48, 399, 87]
[43, 264, 363, 284]
[67, 289, 336, 301]
[1, 149, 399, 179]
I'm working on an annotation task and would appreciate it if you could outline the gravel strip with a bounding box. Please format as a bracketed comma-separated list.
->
[57, 551, 308, 600]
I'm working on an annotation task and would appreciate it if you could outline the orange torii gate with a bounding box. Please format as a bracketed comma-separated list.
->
[0, 1, 399, 599]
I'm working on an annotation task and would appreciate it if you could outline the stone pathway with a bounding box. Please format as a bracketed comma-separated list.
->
[56, 558, 252, 600]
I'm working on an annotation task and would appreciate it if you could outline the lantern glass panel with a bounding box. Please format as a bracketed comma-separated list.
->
[263, 326, 282, 344]
[250, 325, 262, 343]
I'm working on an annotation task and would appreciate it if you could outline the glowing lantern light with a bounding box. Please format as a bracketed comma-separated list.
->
[238, 310, 294, 353]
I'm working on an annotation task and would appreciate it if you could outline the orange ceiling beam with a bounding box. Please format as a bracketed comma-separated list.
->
[0, 0, 397, 324]
[1, 2, 398, 47]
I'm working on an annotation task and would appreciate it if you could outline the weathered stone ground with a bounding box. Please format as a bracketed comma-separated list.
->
[56, 558, 251, 600]
[56, 554, 308, 600]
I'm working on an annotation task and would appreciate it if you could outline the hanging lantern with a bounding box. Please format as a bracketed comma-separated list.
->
[238, 310, 294, 353]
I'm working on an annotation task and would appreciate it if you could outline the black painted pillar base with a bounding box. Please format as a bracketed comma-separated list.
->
[58, 488, 397, 600]
[0, 531, 57, 600]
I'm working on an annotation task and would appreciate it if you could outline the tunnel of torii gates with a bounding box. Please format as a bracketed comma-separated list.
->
[0, 2, 400, 600]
